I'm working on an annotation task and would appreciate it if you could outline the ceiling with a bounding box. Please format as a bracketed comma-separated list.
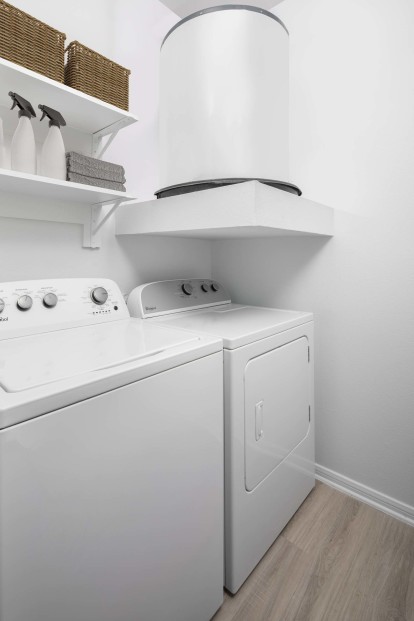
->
[158, 1, 284, 19]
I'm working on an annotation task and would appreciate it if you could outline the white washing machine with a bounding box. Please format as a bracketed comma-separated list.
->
[128, 278, 315, 594]
[0, 278, 224, 621]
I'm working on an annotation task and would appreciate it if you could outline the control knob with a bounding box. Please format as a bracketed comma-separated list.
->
[0, 298, 4, 313]
[43, 292, 58, 308]
[201, 284, 209, 293]
[17, 294, 33, 311]
[181, 283, 193, 296]
[91, 287, 109, 305]
[211, 283, 220, 292]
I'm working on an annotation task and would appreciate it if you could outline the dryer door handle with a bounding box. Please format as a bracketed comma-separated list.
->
[255, 400, 264, 441]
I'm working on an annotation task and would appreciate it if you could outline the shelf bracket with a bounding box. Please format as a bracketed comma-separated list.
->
[92, 117, 133, 159]
[83, 199, 124, 249]
[92, 131, 119, 159]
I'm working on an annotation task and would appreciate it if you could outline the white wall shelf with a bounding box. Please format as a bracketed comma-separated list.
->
[0, 58, 138, 137]
[116, 181, 334, 240]
[0, 168, 135, 249]
[0, 58, 138, 248]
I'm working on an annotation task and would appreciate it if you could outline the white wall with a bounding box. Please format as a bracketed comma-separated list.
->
[212, 0, 414, 509]
[0, 0, 211, 294]
[106, 0, 179, 201]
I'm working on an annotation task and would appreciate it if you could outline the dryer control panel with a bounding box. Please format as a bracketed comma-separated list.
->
[128, 279, 231, 318]
[0, 278, 129, 340]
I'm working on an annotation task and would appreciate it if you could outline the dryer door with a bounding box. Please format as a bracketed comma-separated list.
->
[244, 337, 310, 491]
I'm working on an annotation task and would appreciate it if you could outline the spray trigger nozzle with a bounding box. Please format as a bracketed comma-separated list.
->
[38, 105, 66, 128]
[8, 92, 36, 118]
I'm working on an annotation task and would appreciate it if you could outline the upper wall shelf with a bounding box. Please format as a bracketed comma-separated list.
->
[0, 57, 138, 137]
[116, 181, 334, 240]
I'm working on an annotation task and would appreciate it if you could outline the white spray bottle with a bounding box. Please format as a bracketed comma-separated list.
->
[38, 105, 67, 180]
[9, 91, 37, 174]
[0, 117, 7, 169]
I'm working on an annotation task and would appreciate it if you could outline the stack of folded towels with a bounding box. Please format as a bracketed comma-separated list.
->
[66, 152, 126, 192]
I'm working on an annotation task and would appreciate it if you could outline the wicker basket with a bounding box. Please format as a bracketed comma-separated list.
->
[65, 41, 130, 111]
[0, 0, 66, 82]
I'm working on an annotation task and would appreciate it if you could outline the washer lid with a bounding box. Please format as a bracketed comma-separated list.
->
[0, 319, 200, 393]
[152, 304, 313, 349]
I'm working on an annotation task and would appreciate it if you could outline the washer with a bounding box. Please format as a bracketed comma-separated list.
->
[0, 278, 224, 621]
[128, 278, 315, 594]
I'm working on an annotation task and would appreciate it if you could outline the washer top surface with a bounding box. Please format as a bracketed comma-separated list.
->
[0, 278, 222, 430]
[153, 303, 313, 349]
[0, 319, 201, 393]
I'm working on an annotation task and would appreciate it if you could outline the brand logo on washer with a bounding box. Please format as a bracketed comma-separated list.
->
[145, 306, 156, 311]
[0, 316, 9, 322]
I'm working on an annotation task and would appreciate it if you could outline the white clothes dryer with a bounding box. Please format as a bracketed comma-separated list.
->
[0, 278, 224, 621]
[128, 278, 315, 594]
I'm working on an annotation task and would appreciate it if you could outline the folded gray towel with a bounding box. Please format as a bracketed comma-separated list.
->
[67, 171, 126, 192]
[66, 151, 126, 183]
[67, 162, 126, 183]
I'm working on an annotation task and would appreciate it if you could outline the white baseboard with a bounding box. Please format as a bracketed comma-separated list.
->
[315, 464, 414, 527]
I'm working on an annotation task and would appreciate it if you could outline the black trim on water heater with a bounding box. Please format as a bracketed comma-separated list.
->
[155, 178, 302, 199]
[162, 5, 289, 47]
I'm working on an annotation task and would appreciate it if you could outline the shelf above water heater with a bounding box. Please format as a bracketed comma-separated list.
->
[116, 180, 334, 240]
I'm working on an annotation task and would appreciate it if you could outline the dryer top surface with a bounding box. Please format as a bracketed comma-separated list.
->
[152, 303, 313, 349]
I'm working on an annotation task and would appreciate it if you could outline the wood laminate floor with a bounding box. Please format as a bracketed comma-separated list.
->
[213, 482, 414, 621]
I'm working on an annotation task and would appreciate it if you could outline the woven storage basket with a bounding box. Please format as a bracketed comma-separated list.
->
[0, 0, 66, 82]
[65, 41, 130, 111]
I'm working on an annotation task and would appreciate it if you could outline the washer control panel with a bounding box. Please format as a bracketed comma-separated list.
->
[0, 278, 129, 340]
[128, 279, 231, 318]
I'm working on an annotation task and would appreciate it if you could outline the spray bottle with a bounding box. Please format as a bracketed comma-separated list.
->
[38, 105, 67, 180]
[9, 92, 37, 174]
[0, 116, 7, 169]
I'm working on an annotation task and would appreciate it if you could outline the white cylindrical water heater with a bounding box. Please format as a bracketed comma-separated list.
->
[157, 5, 300, 198]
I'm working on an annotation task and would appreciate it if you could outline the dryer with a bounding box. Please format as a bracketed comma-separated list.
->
[128, 278, 315, 594]
[0, 278, 224, 621]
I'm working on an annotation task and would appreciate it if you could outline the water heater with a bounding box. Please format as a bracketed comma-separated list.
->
[157, 5, 300, 198]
